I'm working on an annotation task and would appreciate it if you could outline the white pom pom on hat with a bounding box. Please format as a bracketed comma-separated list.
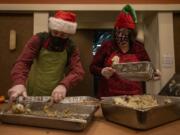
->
[49, 11, 77, 34]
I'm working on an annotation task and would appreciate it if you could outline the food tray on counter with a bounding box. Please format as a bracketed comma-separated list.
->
[0, 101, 98, 131]
[16, 96, 99, 106]
[112, 61, 154, 81]
[101, 95, 180, 130]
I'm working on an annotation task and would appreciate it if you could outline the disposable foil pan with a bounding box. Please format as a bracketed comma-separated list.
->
[17, 96, 99, 106]
[0, 101, 98, 131]
[112, 61, 154, 81]
[101, 95, 180, 130]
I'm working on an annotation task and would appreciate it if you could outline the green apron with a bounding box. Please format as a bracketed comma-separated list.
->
[27, 48, 67, 96]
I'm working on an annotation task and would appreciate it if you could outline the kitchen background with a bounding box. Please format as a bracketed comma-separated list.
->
[0, 1, 180, 97]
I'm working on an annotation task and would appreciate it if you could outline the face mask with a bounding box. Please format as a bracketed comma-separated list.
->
[51, 36, 68, 46]
[48, 34, 69, 51]
[115, 28, 129, 46]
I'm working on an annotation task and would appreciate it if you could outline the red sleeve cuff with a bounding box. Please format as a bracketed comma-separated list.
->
[59, 81, 70, 90]
[12, 80, 26, 86]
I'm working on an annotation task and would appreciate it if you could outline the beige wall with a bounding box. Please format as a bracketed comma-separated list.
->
[33, 12, 48, 34]
[144, 12, 161, 94]
[158, 12, 175, 88]
[144, 12, 175, 94]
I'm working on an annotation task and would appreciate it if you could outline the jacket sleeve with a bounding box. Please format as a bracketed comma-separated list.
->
[11, 35, 41, 86]
[59, 47, 85, 90]
[89, 42, 109, 76]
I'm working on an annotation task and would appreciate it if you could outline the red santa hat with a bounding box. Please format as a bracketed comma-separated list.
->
[49, 11, 77, 34]
[114, 5, 137, 30]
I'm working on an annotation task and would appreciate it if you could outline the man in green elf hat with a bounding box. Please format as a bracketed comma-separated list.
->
[90, 5, 161, 97]
[8, 11, 85, 102]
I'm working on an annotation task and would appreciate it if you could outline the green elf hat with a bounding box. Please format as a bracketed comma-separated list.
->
[114, 4, 138, 30]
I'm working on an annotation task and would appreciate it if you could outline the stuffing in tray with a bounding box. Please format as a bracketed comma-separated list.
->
[12, 103, 25, 114]
[11, 103, 31, 114]
[113, 95, 160, 110]
[10, 103, 87, 120]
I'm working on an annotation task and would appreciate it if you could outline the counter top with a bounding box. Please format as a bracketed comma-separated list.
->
[0, 108, 180, 135]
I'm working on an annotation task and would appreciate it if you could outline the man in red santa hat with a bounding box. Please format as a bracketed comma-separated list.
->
[8, 11, 85, 102]
[90, 5, 160, 98]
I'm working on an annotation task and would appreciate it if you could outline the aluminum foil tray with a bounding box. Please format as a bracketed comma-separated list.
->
[112, 61, 154, 81]
[0, 101, 98, 131]
[60, 96, 99, 106]
[101, 95, 180, 130]
[17, 96, 99, 106]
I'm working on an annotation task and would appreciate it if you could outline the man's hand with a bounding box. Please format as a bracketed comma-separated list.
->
[51, 85, 67, 103]
[8, 84, 27, 102]
[101, 67, 115, 79]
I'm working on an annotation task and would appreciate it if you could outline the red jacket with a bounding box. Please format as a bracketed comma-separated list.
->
[11, 34, 85, 90]
[90, 40, 150, 97]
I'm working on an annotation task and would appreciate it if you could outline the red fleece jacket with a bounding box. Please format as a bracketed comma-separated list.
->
[90, 40, 150, 97]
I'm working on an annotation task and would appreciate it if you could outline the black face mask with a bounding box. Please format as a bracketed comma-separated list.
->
[49, 34, 68, 51]
[51, 36, 68, 46]
[115, 28, 129, 46]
